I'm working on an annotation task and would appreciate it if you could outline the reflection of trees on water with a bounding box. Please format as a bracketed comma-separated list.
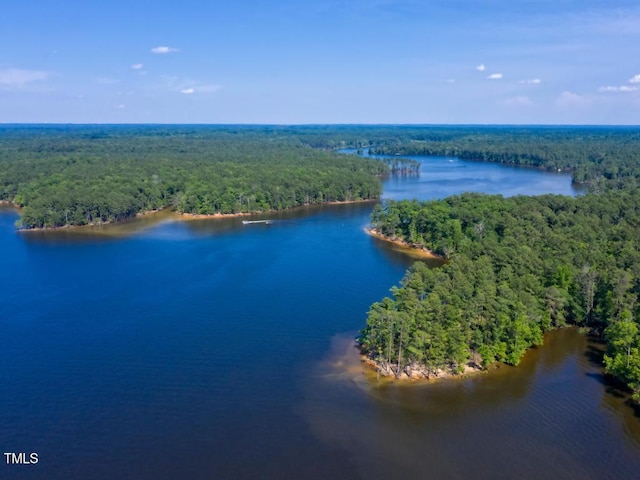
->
[583, 337, 640, 446]
[368, 236, 444, 270]
[181, 201, 377, 236]
[19, 208, 178, 244]
[303, 328, 640, 480]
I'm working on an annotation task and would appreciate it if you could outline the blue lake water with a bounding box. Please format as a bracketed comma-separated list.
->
[0, 156, 637, 480]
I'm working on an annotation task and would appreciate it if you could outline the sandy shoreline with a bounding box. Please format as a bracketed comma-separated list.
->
[179, 199, 377, 220]
[178, 211, 260, 220]
[11, 198, 379, 232]
[365, 227, 444, 260]
[359, 352, 484, 383]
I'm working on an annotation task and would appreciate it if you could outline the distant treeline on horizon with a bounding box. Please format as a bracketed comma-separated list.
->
[2, 123, 640, 400]
[2, 124, 640, 228]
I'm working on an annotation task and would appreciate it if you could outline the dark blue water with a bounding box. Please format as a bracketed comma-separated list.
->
[0, 159, 637, 480]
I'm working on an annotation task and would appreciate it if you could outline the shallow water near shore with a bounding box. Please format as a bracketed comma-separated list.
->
[304, 327, 640, 480]
[1, 155, 637, 480]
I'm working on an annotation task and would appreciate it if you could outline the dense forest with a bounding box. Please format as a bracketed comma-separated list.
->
[4, 126, 638, 229]
[366, 126, 640, 190]
[258, 124, 640, 190]
[0, 125, 386, 229]
[360, 194, 640, 399]
[2, 124, 639, 400]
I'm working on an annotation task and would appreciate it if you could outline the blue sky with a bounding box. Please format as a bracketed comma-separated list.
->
[1, 0, 639, 124]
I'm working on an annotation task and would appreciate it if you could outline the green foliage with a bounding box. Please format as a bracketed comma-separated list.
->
[604, 311, 640, 401]
[361, 191, 640, 383]
[367, 126, 640, 191]
[0, 125, 387, 228]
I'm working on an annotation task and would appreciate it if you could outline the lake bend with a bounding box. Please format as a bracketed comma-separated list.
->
[1, 154, 638, 480]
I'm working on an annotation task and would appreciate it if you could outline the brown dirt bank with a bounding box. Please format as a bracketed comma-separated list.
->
[365, 228, 446, 261]
[179, 199, 377, 221]
[13, 199, 379, 233]
[360, 351, 484, 383]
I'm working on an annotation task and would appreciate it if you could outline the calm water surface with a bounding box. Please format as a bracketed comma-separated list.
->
[0, 158, 636, 480]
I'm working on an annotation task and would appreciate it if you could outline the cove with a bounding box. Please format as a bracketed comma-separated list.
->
[0, 157, 637, 480]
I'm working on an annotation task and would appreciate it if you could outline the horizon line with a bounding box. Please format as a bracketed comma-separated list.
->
[1, 122, 639, 128]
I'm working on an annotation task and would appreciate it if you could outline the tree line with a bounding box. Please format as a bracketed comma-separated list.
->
[0, 126, 387, 229]
[2, 124, 639, 399]
[361, 193, 640, 400]
[366, 126, 640, 191]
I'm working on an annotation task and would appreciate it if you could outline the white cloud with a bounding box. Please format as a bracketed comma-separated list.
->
[131, 63, 144, 70]
[504, 95, 532, 107]
[598, 85, 639, 93]
[445, 79, 455, 84]
[629, 74, 640, 84]
[487, 73, 503, 80]
[115, 104, 126, 109]
[160, 75, 222, 94]
[151, 46, 179, 54]
[0, 68, 49, 87]
[556, 91, 590, 107]
[476, 64, 486, 72]
[180, 85, 222, 94]
[519, 78, 541, 85]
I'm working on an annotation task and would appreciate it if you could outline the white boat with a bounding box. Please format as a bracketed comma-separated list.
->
[242, 220, 273, 225]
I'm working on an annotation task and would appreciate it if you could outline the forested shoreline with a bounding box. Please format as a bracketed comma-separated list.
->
[0, 125, 386, 229]
[4, 125, 639, 229]
[2, 124, 639, 400]
[360, 193, 640, 399]
[363, 126, 640, 190]
[342, 125, 640, 400]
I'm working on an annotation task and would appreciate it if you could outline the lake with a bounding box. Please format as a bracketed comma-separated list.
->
[0, 155, 637, 480]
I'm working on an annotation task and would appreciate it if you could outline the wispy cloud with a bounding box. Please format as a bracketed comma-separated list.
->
[160, 75, 222, 95]
[115, 104, 126, 109]
[556, 91, 590, 107]
[0, 68, 49, 88]
[476, 64, 486, 72]
[487, 73, 503, 80]
[504, 95, 532, 106]
[131, 63, 144, 70]
[180, 85, 221, 94]
[598, 85, 639, 93]
[519, 78, 541, 85]
[151, 46, 179, 54]
[598, 73, 640, 93]
[445, 79, 455, 84]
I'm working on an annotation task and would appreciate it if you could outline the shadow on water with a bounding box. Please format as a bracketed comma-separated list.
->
[18, 208, 179, 244]
[300, 327, 640, 480]
[181, 201, 376, 236]
[16, 201, 380, 244]
[584, 337, 632, 390]
[368, 235, 446, 268]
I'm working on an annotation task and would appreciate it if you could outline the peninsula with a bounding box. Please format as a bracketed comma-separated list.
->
[0, 125, 386, 230]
